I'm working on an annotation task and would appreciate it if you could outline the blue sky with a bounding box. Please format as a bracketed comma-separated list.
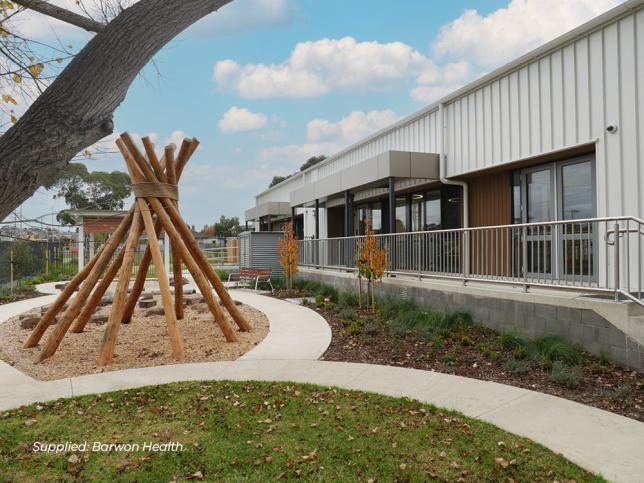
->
[12, 0, 623, 229]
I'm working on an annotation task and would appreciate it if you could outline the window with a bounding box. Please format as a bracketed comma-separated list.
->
[395, 197, 407, 233]
[512, 156, 596, 280]
[425, 190, 441, 230]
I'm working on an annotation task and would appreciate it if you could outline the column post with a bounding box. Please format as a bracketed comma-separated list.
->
[315, 199, 320, 239]
[77, 222, 84, 271]
[388, 177, 396, 234]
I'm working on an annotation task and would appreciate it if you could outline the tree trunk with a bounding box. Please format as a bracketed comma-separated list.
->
[0, 0, 232, 220]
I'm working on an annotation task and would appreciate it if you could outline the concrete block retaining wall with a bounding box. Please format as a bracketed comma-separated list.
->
[296, 269, 644, 371]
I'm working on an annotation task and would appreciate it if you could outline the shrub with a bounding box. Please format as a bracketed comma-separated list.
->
[323, 302, 336, 311]
[531, 335, 582, 365]
[500, 330, 528, 351]
[598, 383, 633, 403]
[314, 294, 324, 305]
[504, 358, 531, 375]
[347, 319, 365, 335]
[340, 319, 352, 328]
[442, 352, 458, 366]
[337, 308, 356, 320]
[301, 298, 309, 306]
[549, 362, 583, 389]
[338, 291, 359, 307]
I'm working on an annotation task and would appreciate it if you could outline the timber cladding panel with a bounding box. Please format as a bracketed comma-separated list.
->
[468, 171, 512, 276]
[82, 216, 127, 234]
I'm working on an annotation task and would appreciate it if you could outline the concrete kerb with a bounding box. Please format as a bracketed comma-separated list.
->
[0, 284, 643, 482]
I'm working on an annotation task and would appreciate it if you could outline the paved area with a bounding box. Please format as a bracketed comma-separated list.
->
[0, 284, 643, 482]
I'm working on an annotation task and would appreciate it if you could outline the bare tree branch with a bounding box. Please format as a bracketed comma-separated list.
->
[0, 0, 233, 220]
[13, 0, 106, 32]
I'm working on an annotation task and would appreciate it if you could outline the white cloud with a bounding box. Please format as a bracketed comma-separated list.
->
[188, 0, 298, 37]
[307, 109, 399, 143]
[218, 106, 268, 133]
[433, 0, 624, 68]
[258, 142, 340, 163]
[213, 36, 430, 99]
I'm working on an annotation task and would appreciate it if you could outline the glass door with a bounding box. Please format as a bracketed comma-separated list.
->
[513, 155, 596, 282]
[524, 166, 554, 278]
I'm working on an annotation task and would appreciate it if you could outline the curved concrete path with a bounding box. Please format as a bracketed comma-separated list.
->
[0, 285, 643, 483]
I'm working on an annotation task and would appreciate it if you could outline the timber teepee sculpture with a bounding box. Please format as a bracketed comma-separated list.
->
[24, 132, 251, 366]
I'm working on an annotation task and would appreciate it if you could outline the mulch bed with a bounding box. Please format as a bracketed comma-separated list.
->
[0, 288, 44, 305]
[270, 290, 643, 422]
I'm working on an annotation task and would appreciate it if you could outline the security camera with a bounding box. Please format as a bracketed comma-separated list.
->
[606, 124, 618, 134]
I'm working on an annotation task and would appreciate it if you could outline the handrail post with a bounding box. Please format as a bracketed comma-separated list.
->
[522, 226, 528, 293]
[614, 221, 620, 302]
[463, 229, 469, 286]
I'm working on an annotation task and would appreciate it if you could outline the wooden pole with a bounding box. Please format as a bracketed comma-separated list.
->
[116, 138, 238, 341]
[165, 145, 184, 320]
[160, 197, 252, 332]
[24, 209, 134, 349]
[71, 245, 126, 333]
[121, 146, 185, 324]
[97, 207, 146, 366]
[37, 211, 135, 361]
[135, 198, 185, 357]
[146, 196, 237, 342]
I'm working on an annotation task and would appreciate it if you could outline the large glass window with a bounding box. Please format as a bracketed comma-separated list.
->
[561, 161, 593, 220]
[395, 197, 407, 233]
[371, 202, 383, 234]
[425, 190, 441, 230]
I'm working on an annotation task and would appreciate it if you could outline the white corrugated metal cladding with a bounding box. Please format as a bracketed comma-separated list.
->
[271, 0, 644, 219]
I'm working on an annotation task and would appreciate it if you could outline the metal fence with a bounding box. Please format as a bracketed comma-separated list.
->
[202, 246, 240, 267]
[298, 216, 644, 306]
[0, 239, 79, 286]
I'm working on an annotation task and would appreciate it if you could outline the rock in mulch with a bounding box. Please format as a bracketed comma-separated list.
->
[138, 300, 156, 309]
[145, 307, 165, 317]
[90, 314, 108, 325]
[140, 292, 154, 301]
[98, 296, 113, 307]
[183, 296, 200, 306]
[169, 277, 189, 287]
[40, 304, 68, 314]
[54, 283, 78, 292]
[19, 315, 41, 330]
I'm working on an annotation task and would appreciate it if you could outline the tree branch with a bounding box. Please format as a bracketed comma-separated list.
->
[0, 0, 233, 220]
[13, 0, 106, 33]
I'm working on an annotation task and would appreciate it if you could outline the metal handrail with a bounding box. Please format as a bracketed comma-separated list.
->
[297, 216, 644, 306]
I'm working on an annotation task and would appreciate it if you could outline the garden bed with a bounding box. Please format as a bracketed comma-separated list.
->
[0, 381, 600, 481]
[0, 287, 45, 305]
[273, 283, 644, 422]
[0, 294, 269, 381]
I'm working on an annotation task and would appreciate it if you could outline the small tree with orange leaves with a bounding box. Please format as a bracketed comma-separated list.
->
[278, 222, 299, 295]
[356, 219, 387, 313]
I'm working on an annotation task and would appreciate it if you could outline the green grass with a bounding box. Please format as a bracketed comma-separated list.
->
[0, 381, 602, 482]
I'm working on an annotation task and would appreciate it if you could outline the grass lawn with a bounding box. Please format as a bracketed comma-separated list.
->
[0, 381, 602, 482]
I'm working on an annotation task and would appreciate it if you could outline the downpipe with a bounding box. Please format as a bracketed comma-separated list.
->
[438, 103, 469, 283]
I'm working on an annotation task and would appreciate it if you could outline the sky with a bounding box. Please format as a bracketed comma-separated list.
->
[8, 0, 625, 230]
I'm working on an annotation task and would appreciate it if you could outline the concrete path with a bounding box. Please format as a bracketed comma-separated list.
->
[0, 286, 643, 482]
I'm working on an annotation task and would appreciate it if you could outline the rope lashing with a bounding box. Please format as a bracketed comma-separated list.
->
[132, 182, 178, 200]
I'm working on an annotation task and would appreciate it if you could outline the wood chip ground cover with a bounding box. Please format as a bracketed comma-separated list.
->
[0, 296, 269, 380]
[0, 381, 603, 482]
